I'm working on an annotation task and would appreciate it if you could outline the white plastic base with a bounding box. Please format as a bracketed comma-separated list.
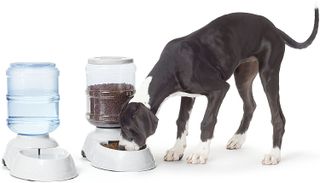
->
[3, 135, 58, 169]
[82, 128, 121, 161]
[91, 142, 156, 171]
[3, 135, 78, 181]
[82, 128, 156, 171]
[11, 148, 77, 181]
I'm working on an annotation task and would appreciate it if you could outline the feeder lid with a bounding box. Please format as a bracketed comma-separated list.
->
[88, 56, 133, 65]
[10, 62, 56, 68]
[7, 62, 59, 76]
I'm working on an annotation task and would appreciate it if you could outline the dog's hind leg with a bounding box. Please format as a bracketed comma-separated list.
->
[227, 57, 258, 150]
[258, 38, 286, 165]
[164, 97, 195, 161]
[187, 83, 230, 164]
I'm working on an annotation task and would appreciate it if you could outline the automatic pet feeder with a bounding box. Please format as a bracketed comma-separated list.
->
[82, 56, 156, 171]
[3, 63, 77, 181]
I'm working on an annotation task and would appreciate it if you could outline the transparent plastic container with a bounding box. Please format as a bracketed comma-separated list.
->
[7, 63, 60, 135]
[86, 57, 135, 128]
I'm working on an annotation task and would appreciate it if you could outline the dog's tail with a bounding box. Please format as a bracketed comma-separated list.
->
[277, 8, 318, 49]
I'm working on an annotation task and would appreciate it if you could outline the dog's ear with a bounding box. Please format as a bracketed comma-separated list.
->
[120, 95, 134, 115]
[120, 102, 158, 146]
[135, 103, 159, 138]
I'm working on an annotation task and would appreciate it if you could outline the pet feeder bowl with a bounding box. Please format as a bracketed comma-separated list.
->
[82, 56, 155, 171]
[91, 142, 155, 171]
[3, 63, 77, 181]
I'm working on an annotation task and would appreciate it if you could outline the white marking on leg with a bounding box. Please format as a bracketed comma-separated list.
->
[226, 133, 246, 150]
[262, 147, 281, 165]
[164, 122, 188, 161]
[130, 76, 152, 109]
[119, 135, 140, 151]
[186, 140, 211, 164]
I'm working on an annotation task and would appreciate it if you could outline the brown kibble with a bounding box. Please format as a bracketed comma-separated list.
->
[101, 141, 147, 151]
[87, 83, 134, 127]
[102, 141, 120, 150]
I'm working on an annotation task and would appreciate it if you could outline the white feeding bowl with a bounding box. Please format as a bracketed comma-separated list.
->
[91, 142, 156, 171]
[10, 148, 78, 181]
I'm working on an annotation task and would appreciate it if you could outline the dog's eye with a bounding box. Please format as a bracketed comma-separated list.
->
[122, 131, 133, 141]
[125, 128, 131, 132]
[127, 137, 134, 141]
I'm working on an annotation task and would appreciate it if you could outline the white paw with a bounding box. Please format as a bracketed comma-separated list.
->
[164, 133, 187, 161]
[186, 152, 208, 164]
[226, 133, 246, 150]
[164, 147, 184, 161]
[262, 147, 281, 165]
[262, 154, 280, 165]
[186, 140, 211, 164]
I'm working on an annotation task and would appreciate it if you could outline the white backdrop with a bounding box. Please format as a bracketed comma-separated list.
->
[0, 0, 319, 182]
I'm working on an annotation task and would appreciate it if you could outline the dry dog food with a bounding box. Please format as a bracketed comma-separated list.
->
[101, 141, 147, 151]
[87, 83, 134, 127]
[102, 141, 120, 150]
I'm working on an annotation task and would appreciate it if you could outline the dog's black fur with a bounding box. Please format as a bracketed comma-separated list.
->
[121, 102, 158, 146]
[120, 9, 318, 151]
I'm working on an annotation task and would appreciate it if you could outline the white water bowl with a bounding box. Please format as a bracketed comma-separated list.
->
[10, 148, 78, 181]
[91, 142, 156, 172]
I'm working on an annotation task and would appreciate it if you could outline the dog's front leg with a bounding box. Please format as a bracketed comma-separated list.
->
[187, 84, 229, 164]
[164, 97, 195, 161]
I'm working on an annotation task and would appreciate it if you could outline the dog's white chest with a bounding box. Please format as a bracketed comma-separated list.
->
[170, 92, 202, 98]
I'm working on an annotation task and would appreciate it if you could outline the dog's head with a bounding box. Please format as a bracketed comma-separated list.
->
[119, 102, 158, 151]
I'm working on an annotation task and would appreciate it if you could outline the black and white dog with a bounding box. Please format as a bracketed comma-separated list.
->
[119, 9, 318, 165]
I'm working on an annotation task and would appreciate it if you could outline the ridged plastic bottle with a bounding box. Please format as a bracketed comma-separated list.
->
[7, 63, 60, 135]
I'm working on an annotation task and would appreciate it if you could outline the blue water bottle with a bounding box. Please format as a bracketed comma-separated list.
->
[7, 63, 60, 135]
